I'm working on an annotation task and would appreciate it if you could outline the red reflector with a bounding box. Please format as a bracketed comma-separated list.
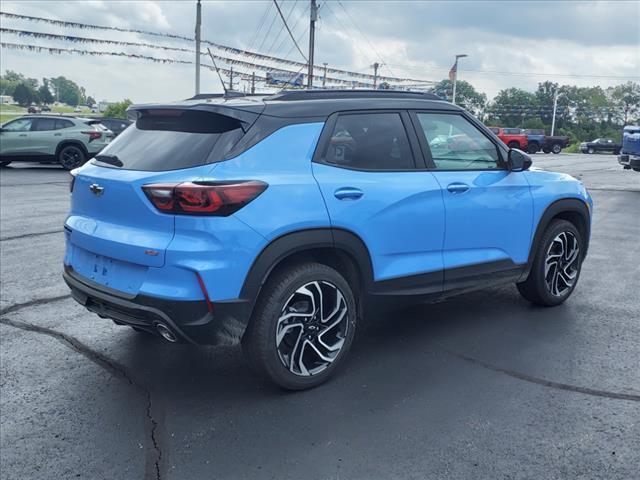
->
[195, 272, 213, 313]
[142, 181, 267, 216]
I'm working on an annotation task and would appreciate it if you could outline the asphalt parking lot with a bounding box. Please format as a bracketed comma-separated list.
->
[1, 153, 638, 480]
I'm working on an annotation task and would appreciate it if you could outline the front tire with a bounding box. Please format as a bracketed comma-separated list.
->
[587, 147, 595, 154]
[0, 160, 11, 167]
[58, 145, 86, 170]
[517, 219, 584, 306]
[508, 141, 520, 149]
[242, 263, 357, 390]
[552, 144, 562, 154]
[527, 143, 540, 154]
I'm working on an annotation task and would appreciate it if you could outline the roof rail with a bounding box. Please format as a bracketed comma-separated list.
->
[186, 92, 263, 101]
[266, 89, 441, 101]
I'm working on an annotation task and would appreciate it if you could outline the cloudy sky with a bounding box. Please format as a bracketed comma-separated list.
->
[1, 0, 638, 103]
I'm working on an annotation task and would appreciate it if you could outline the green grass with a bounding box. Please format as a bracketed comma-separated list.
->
[563, 142, 580, 153]
[0, 104, 25, 112]
[0, 113, 22, 123]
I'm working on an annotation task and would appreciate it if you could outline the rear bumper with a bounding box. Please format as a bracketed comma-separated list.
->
[63, 265, 251, 345]
[618, 154, 640, 168]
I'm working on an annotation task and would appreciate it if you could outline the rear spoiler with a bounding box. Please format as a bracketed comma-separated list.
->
[126, 103, 265, 133]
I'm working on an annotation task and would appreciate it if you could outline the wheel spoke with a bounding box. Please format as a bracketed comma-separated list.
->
[275, 279, 349, 377]
[544, 231, 581, 297]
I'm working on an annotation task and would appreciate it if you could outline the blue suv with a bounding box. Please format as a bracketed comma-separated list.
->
[63, 90, 592, 389]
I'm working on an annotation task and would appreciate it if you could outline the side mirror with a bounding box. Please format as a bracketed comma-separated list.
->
[507, 148, 532, 172]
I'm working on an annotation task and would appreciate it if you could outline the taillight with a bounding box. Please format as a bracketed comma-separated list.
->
[69, 171, 77, 193]
[142, 181, 267, 216]
[82, 130, 102, 142]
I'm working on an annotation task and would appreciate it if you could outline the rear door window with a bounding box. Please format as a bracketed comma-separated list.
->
[92, 110, 244, 171]
[322, 112, 415, 170]
[33, 118, 58, 131]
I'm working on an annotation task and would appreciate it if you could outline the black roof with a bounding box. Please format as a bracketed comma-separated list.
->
[131, 89, 458, 120]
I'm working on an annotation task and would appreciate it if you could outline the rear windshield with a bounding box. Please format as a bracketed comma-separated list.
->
[92, 110, 244, 171]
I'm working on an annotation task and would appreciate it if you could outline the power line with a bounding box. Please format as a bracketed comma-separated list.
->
[266, 0, 298, 56]
[388, 62, 640, 80]
[336, 0, 396, 78]
[272, 0, 307, 61]
[247, 1, 272, 53]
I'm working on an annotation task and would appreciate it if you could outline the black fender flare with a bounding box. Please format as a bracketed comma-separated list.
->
[523, 198, 591, 278]
[239, 228, 374, 303]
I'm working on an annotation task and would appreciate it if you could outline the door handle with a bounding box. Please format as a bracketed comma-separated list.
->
[18, 134, 28, 137]
[54, 133, 62, 136]
[334, 187, 363, 201]
[447, 183, 470, 194]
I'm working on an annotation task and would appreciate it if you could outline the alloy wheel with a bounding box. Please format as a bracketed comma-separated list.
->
[544, 231, 580, 297]
[60, 147, 83, 169]
[275, 281, 349, 376]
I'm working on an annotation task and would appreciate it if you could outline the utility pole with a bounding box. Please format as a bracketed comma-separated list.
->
[322, 63, 328, 88]
[251, 72, 256, 94]
[229, 66, 234, 91]
[551, 89, 561, 136]
[307, 0, 318, 89]
[195, 0, 202, 95]
[372, 62, 380, 89]
[451, 53, 468, 105]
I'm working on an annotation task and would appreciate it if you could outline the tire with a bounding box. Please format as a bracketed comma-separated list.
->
[587, 147, 595, 154]
[542, 148, 551, 154]
[242, 262, 357, 390]
[551, 144, 562, 154]
[508, 141, 520, 149]
[58, 144, 86, 170]
[0, 160, 11, 167]
[527, 143, 540, 154]
[614, 149, 621, 155]
[517, 219, 584, 307]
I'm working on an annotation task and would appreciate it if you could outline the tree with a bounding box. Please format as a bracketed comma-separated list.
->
[103, 99, 133, 119]
[49, 76, 83, 106]
[86, 96, 96, 106]
[38, 84, 54, 104]
[432, 79, 487, 116]
[12, 83, 35, 106]
[609, 81, 640, 125]
[486, 88, 539, 127]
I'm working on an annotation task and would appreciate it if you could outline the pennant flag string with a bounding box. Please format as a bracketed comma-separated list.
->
[0, 10, 434, 85]
[0, 42, 377, 89]
[0, 27, 377, 87]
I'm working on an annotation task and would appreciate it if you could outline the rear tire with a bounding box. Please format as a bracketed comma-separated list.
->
[508, 141, 520, 149]
[527, 143, 540, 154]
[552, 144, 562, 154]
[587, 147, 595, 154]
[242, 262, 357, 390]
[517, 219, 584, 306]
[58, 145, 86, 170]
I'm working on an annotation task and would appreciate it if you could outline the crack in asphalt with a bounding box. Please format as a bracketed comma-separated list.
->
[0, 306, 166, 479]
[449, 351, 640, 402]
[0, 229, 63, 242]
[0, 294, 71, 317]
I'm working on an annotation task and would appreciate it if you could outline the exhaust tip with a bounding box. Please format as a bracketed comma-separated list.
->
[156, 323, 178, 343]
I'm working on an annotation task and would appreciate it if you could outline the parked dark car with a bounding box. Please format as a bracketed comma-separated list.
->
[41, 105, 51, 112]
[99, 117, 132, 136]
[580, 138, 621, 154]
[524, 129, 570, 154]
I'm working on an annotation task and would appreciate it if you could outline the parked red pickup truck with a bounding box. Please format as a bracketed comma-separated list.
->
[488, 127, 529, 150]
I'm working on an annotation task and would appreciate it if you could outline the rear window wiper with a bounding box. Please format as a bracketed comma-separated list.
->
[94, 154, 123, 167]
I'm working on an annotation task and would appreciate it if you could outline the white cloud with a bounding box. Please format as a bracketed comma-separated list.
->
[0, 0, 638, 103]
